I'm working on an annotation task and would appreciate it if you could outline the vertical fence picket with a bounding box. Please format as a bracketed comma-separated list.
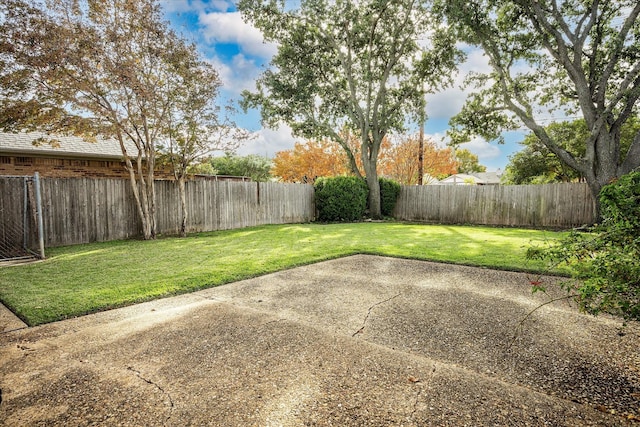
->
[1, 176, 596, 249]
[394, 183, 596, 228]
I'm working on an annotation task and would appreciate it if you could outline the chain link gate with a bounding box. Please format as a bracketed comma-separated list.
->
[0, 173, 45, 263]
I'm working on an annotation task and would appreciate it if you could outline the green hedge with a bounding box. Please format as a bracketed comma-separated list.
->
[314, 176, 368, 222]
[379, 177, 401, 217]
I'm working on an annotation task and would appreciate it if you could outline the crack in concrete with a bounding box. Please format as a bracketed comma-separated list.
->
[352, 293, 401, 337]
[127, 366, 174, 424]
[262, 318, 286, 327]
[410, 386, 424, 417]
[409, 364, 437, 420]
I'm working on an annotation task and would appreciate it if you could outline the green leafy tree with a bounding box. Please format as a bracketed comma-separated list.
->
[0, 0, 216, 239]
[164, 91, 249, 235]
[528, 171, 640, 321]
[209, 153, 273, 182]
[239, 0, 461, 218]
[504, 118, 640, 185]
[441, 0, 640, 218]
[455, 148, 486, 174]
[502, 148, 574, 185]
[503, 120, 588, 184]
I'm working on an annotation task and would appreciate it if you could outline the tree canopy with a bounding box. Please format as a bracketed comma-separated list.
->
[239, 0, 461, 218]
[455, 148, 487, 174]
[0, 0, 227, 238]
[441, 0, 640, 217]
[271, 134, 459, 185]
[503, 120, 589, 184]
[208, 153, 273, 182]
[272, 139, 351, 183]
[503, 118, 640, 185]
[380, 136, 458, 184]
[162, 94, 247, 236]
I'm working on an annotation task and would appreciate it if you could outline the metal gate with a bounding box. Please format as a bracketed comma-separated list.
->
[0, 173, 45, 263]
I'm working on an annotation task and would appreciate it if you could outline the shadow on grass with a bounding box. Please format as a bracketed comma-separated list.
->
[0, 222, 566, 326]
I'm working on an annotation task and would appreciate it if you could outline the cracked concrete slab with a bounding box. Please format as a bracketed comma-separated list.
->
[0, 255, 639, 426]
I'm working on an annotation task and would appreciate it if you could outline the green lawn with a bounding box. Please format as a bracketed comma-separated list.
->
[0, 222, 565, 326]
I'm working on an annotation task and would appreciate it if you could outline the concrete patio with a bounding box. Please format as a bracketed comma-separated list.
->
[1, 255, 638, 426]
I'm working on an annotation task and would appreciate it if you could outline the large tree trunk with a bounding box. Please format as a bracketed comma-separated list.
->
[366, 172, 382, 219]
[584, 130, 621, 223]
[362, 140, 382, 219]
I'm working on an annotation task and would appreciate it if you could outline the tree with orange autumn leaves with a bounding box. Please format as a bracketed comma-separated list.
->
[271, 139, 350, 183]
[379, 136, 458, 184]
[272, 134, 459, 184]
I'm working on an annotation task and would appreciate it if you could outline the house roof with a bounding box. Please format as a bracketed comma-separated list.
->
[471, 172, 502, 184]
[0, 131, 136, 160]
[436, 172, 502, 185]
[438, 173, 480, 184]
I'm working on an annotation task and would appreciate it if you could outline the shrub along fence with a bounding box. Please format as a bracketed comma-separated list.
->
[394, 182, 596, 228]
[3, 177, 315, 248]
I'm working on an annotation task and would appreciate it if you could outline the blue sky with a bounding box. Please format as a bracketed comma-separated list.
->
[160, 0, 526, 172]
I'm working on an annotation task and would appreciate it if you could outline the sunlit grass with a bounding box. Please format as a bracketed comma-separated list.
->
[0, 222, 565, 326]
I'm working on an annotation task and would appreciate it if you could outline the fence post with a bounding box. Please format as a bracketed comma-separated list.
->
[23, 177, 29, 250]
[33, 172, 45, 259]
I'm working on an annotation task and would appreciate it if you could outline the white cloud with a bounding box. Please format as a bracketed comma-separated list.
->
[459, 136, 502, 161]
[425, 48, 491, 120]
[199, 11, 277, 58]
[210, 53, 262, 95]
[210, 0, 233, 12]
[422, 132, 451, 149]
[237, 124, 297, 157]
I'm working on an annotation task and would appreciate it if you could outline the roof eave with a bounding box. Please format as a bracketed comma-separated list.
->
[0, 148, 130, 161]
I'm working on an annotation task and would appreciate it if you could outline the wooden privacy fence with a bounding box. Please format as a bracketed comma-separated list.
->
[394, 183, 596, 228]
[12, 177, 315, 248]
[1, 176, 598, 250]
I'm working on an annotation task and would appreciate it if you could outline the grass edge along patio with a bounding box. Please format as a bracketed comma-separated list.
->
[0, 222, 568, 326]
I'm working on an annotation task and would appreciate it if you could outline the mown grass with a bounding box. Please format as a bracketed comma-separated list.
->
[0, 222, 565, 326]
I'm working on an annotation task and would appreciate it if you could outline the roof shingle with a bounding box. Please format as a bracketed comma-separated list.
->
[0, 131, 137, 160]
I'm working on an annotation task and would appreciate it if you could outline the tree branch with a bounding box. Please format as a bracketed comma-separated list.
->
[509, 292, 581, 349]
[598, 2, 640, 105]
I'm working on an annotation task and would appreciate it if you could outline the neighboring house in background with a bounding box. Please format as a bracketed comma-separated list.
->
[0, 131, 137, 178]
[0, 132, 247, 181]
[437, 171, 502, 185]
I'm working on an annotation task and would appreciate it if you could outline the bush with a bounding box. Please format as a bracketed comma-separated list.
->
[527, 170, 640, 320]
[379, 177, 401, 217]
[314, 176, 368, 222]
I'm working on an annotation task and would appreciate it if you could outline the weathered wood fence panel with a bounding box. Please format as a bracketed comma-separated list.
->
[12, 178, 315, 247]
[2, 176, 598, 250]
[41, 178, 143, 246]
[394, 183, 596, 228]
[154, 181, 316, 235]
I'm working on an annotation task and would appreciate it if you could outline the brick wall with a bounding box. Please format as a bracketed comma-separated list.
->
[0, 155, 174, 179]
